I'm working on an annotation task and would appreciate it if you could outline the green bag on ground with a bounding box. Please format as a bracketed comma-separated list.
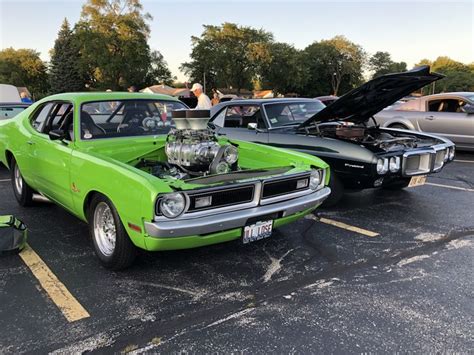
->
[0, 216, 27, 254]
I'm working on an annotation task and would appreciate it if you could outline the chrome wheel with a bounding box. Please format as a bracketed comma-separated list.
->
[14, 163, 23, 195]
[93, 202, 116, 257]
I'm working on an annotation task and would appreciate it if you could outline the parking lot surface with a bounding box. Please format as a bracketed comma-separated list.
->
[0, 153, 473, 353]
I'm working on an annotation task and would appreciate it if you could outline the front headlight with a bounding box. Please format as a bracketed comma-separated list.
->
[309, 169, 322, 190]
[448, 146, 455, 160]
[224, 145, 239, 165]
[389, 156, 401, 172]
[376, 158, 389, 174]
[159, 192, 186, 218]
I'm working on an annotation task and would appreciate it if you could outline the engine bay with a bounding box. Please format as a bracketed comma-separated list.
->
[314, 122, 440, 152]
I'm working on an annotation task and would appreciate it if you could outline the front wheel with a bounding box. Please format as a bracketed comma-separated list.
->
[11, 157, 34, 207]
[322, 171, 344, 207]
[88, 194, 137, 270]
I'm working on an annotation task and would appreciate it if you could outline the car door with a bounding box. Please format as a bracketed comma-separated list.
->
[27, 101, 75, 209]
[211, 105, 269, 144]
[419, 97, 474, 146]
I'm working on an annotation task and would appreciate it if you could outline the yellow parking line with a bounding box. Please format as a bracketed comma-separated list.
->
[425, 182, 474, 192]
[319, 217, 379, 237]
[19, 244, 90, 322]
[454, 159, 474, 164]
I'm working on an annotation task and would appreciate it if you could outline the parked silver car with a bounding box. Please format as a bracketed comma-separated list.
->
[374, 92, 474, 151]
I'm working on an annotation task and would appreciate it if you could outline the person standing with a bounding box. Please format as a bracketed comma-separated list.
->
[191, 83, 211, 109]
[20, 92, 33, 103]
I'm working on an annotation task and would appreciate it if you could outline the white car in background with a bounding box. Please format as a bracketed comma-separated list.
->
[0, 84, 31, 120]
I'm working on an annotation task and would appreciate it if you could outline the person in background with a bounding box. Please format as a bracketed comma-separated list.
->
[127, 85, 138, 93]
[20, 92, 33, 103]
[211, 88, 220, 106]
[191, 83, 211, 109]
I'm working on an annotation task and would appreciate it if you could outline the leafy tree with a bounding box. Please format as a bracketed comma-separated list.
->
[300, 36, 366, 97]
[369, 51, 407, 78]
[181, 23, 273, 93]
[144, 50, 175, 86]
[0, 48, 49, 98]
[49, 18, 86, 93]
[75, 0, 159, 90]
[259, 42, 304, 95]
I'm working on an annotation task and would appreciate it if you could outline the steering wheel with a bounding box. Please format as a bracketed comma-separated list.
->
[117, 111, 148, 133]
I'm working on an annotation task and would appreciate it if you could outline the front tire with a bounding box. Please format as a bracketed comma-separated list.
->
[88, 194, 137, 270]
[322, 170, 344, 207]
[11, 157, 34, 207]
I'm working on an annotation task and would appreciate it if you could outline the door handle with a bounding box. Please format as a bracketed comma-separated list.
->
[27, 141, 35, 145]
[425, 115, 435, 120]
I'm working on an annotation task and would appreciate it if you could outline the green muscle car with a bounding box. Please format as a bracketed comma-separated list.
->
[0, 92, 330, 270]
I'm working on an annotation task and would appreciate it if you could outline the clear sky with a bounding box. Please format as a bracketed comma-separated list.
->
[1, 0, 473, 81]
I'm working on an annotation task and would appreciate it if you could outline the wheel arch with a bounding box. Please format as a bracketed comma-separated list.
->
[384, 118, 415, 130]
[4, 150, 14, 169]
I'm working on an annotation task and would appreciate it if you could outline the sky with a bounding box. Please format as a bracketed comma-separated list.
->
[1, 0, 473, 82]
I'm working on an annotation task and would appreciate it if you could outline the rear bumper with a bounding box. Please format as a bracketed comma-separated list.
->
[144, 187, 331, 238]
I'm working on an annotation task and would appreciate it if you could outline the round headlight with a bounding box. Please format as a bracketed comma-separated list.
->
[389, 156, 400, 172]
[449, 146, 455, 160]
[376, 158, 389, 174]
[159, 193, 186, 218]
[310, 170, 321, 190]
[224, 145, 238, 165]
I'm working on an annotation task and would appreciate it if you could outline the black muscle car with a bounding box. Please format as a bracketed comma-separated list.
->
[209, 66, 455, 205]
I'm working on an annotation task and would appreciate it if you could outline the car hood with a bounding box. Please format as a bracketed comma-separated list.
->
[298, 66, 444, 128]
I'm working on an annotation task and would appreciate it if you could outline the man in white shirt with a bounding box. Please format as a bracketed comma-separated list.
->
[191, 83, 212, 109]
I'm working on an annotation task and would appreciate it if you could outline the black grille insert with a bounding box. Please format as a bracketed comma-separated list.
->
[187, 185, 255, 212]
[262, 175, 310, 199]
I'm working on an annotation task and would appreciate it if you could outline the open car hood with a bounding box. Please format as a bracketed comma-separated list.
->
[298, 66, 444, 128]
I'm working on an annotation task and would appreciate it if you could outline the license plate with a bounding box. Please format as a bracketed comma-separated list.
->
[243, 220, 273, 244]
[408, 175, 427, 187]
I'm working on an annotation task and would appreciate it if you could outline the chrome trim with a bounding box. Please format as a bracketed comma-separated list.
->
[145, 187, 331, 238]
[400, 143, 452, 176]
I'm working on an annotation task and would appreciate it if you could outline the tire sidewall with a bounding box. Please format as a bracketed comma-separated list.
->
[11, 157, 33, 206]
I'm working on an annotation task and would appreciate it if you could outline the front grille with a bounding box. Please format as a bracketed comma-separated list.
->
[187, 185, 255, 212]
[262, 175, 310, 199]
[434, 149, 446, 170]
[404, 153, 432, 176]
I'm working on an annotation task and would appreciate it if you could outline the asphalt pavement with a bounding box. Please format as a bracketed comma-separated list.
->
[0, 153, 473, 353]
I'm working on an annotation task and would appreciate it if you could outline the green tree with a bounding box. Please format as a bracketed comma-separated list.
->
[181, 23, 273, 93]
[49, 18, 86, 93]
[144, 50, 175, 86]
[259, 42, 304, 95]
[75, 0, 158, 90]
[369, 51, 407, 78]
[0, 48, 49, 98]
[300, 36, 366, 97]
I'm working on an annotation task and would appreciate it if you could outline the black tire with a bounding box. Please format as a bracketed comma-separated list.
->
[10, 157, 34, 207]
[382, 178, 411, 190]
[322, 170, 344, 207]
[389, 123, 409, 130]
[88, 194, 137, 270]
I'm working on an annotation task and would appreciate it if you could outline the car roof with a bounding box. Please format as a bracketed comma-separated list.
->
[422, 92, 474, 99]
[219, 97, 317, 105]
[36, 92, 180, 105]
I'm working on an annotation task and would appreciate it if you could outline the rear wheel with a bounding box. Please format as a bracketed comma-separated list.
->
[11, 157, 34, 207]
[88, 194, 137, 270]
[322, 170, 344, 207]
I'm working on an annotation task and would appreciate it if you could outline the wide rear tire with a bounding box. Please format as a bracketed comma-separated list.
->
[88, 194, 137, 270]
[11, 157, 34, 207]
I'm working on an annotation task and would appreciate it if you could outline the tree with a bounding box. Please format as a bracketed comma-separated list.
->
[300, 36, 366, 97]
[144, 50, 175, 86]
[0, 48, 49, 98]
[259, 43, 304, 95]
[369, 51, 407, 78]
[75, 0, 161, 90]
[49, 18, 86, 93]
[181, 23, 273, 93]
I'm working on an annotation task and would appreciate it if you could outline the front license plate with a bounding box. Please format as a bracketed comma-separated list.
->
[243, 220, 273, 244]
[408, 175, 427, 187]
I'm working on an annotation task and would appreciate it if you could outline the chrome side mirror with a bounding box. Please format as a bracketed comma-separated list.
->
[247, 122, 257, 130]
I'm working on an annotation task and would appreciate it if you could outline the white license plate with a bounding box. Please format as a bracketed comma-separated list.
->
[408, 175, 427, 187]
[243, 220, 273, 244]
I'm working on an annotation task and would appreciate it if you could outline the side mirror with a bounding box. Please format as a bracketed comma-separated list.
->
[48, 129, 67, 141]
[461, 103, 474, 114]
[247, 122, 257, 130]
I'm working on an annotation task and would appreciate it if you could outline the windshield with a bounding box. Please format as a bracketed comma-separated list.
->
[264, 101, 325, 127]
[0, 105, 27, 119]
[80, 99, 187, 140]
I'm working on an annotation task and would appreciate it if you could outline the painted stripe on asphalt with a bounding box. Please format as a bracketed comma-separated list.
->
[425, 182, 474, 192]
[454, 159, 474, 163]
[0, 179, 10, 182]
[319, 217, 379, 237]
[19, 244, 90, 322]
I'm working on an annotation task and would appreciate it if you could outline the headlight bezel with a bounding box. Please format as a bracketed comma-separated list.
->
[389, 156, 401, 173]
[448, 146, 455, 161]
[309, 169, 323, 191]
[157, 192, 188, 219]
[376, 158, 389, 174]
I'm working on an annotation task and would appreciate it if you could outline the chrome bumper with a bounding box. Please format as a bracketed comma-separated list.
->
[401, 144, 454, 177]
[144, 187, 331, 238]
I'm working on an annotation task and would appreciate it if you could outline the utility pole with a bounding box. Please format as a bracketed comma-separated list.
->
[203, 72, 206, 93]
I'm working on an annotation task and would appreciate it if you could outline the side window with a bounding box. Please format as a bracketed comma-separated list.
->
[31, 103, 54, 132]
[428, 99, 463, 113]
[212, 108, 226, 127]
[224, 105, 263, 128]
